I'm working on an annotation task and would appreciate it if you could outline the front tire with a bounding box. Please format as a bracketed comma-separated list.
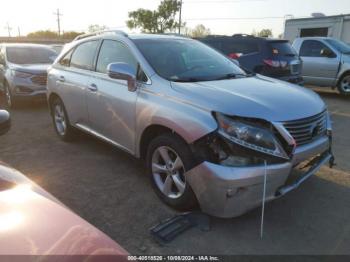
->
[337, 73, 350, 96]
[51, 97, 75, 141]
[4, 82, 17, 109]
[146, 133, 197, 210]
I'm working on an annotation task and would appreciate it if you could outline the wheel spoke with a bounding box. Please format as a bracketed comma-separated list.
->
[172, 174, 185, 194]
[172, 156, 183, 171]
[152, 163, 167, 173]
[162, 175, 173, 196]
[158, 147, 171, 164]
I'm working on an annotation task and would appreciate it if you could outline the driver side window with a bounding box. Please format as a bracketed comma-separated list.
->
[299, 40, 334, 57]
[96, 40, 137, 74]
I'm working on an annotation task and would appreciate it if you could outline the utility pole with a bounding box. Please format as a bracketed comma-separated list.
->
[17, 27, 21, 37]
[178, 0, 183, 34]
[5, 22, 12, 37]
[53, 9, 63, 37]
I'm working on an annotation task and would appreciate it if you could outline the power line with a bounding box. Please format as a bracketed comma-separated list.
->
[53, 9, 63, 36]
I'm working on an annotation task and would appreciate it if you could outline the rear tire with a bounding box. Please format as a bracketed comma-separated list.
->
[337, 73, 350, 96]
[146, 133, 197, 211]
[50, 97, 75, 142]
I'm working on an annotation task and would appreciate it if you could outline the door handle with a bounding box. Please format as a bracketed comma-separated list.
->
[58, 76, 65, 82]
[88, 83, 98, 92]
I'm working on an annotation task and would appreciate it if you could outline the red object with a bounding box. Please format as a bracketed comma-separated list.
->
[0, 163, 128, 260]
[228, 53, 241, 59]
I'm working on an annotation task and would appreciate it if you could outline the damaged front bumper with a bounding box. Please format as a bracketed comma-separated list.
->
[186, 135, 332, 218]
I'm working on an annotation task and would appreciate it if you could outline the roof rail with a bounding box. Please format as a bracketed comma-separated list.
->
[73, 30, 128, 41]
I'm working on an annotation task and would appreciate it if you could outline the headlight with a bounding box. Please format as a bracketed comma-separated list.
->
[215, 113, 288, 159]
[11, 70, 32, 78]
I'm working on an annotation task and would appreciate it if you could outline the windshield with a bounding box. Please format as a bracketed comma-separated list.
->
[133, 38, 246, 82]
[269, 41, 297, 56]
[325, 39, 350, 54]
[6, 46, 57, 64]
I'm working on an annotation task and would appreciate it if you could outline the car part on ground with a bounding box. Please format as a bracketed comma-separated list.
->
[47, 30, 334, 218]
[150, 211, 210, 244]
[197, 34, 303, 85]
[292, 37, 350, 95]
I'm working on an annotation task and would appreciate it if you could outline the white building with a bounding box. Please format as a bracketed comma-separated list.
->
[284, 14, 350, 44]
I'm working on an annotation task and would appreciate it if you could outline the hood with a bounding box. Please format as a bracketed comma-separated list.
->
[0, 164, 128, 256]
[171, 75, 326, 122]
[9, 63, 50, 74]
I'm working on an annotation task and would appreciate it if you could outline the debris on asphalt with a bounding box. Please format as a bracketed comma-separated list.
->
[150, 211, 210, 244]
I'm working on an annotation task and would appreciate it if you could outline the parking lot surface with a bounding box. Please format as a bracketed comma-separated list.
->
[0, 89, 350, 255]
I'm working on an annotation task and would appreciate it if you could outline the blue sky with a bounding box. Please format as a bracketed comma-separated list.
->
[1, 0, 349, 37]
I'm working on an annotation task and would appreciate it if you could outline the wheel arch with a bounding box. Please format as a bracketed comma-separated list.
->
[139, 124, 186, 160]
[136, 106, 218, 159]
[337, 70, 350, 87]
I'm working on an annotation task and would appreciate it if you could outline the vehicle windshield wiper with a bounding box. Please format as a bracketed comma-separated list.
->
[213, 72, 255, 81]
[171, 77, 203, 83]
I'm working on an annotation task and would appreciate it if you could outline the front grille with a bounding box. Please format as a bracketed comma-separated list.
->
[31, 74, 47, 86]
[283, 110, 327, 146]
[290, 63, 301, 75]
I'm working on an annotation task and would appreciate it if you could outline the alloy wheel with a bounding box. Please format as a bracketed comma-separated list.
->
[340, 75, 350, 94]
[151, 146, 186, 199]
[54, 103, 67, 136]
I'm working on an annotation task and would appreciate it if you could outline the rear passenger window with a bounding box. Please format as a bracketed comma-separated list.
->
[299, 40, 328, 57]
[70, 41, 99, 70]
[96, 40, 137, 74]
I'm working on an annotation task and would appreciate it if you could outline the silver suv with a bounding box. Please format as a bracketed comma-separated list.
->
[293, 37, 350, 95]
[0, 44, 57, 108]
[47, 31, 334, 218]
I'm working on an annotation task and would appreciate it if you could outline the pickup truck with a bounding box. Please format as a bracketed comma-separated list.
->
[293, 37, 350, 95]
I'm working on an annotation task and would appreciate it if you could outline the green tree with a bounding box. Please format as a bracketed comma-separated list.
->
[252, 28, 273, 37]
[27, 30, 58, 38]
[62, 31, 84, 40]
[88, 24, 108, 33]
[126, 0, 182, 33]
[190, 24, 211, 38]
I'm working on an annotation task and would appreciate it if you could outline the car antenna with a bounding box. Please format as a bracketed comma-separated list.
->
[260, 160, 268, 239]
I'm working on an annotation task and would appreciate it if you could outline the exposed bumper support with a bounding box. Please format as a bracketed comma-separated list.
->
[276, 152, 333, 196]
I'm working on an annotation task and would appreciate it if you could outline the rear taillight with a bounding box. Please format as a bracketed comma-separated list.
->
[228, 53, 242, 59]
[263, 59, 288, 68]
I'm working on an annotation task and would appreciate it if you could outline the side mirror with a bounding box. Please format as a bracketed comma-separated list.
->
[0, 110, 11, 136]
[107, 63, 137, 92]
[320, 48, 335, 58]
